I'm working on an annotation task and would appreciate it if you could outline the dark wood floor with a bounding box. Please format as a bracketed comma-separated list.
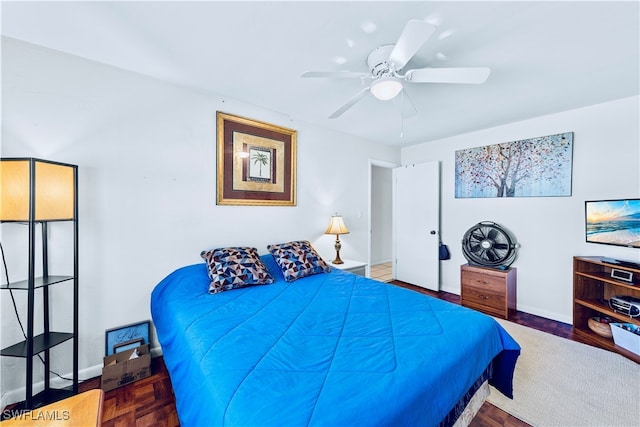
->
[31, 281, 595, 426]
[77, 357, 179, 427]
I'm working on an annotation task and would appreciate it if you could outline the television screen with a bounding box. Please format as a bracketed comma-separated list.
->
[585, 199, 640, 248]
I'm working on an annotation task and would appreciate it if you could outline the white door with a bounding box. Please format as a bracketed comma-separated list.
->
[393, 162, 440, 290]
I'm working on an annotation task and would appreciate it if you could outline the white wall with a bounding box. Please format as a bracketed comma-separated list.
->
[402, 96, 640, 323]
[0, 38, 399, 405]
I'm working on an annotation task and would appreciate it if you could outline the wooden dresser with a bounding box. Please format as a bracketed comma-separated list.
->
[460, 264, 517, 319]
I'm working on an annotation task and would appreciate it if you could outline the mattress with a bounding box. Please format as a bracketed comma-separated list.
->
[151, 254, 519, 426]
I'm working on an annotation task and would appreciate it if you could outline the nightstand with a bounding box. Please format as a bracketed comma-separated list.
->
[460, 264, 517, 319]
[332, 259, 367, 277]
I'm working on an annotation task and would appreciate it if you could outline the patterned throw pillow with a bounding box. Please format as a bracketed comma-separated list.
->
[267, 240, 331, 282]
[201, 247, 274, 294]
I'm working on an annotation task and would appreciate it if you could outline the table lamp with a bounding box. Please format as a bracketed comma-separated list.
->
[325, 214, 349, 264]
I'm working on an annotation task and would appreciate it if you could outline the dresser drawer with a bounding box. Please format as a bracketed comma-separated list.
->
[462, 286, 506, 313]
[461, 270, 505, 294]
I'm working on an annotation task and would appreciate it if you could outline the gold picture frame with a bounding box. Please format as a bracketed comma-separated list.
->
[216, 112, 297, 206]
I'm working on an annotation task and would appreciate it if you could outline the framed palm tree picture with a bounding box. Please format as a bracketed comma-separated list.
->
[216, 112, 297, 206]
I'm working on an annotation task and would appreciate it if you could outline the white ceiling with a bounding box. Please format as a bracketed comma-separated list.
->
[2, 1, 639, 147]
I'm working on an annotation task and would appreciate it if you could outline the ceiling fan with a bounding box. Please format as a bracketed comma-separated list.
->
[301, 19, 491, 119]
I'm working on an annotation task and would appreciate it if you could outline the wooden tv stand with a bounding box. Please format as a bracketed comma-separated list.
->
[573, 256, 640, 363]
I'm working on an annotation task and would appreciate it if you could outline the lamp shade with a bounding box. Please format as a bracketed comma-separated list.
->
[1, 158, 76, 221]
[325, 215, 349, 235]
[370, 77, 403, 101]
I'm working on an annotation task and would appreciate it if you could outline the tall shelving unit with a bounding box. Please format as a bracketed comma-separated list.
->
[0, 158, 78, 409]
[573, 256, 640, 363]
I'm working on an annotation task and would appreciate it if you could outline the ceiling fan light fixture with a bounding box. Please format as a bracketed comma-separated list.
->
[370, 77, 403, 101]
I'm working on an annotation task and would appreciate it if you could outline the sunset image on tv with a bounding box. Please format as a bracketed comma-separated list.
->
[586, 199, 640, 248]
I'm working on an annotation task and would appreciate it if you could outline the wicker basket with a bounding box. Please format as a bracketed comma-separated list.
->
[588, 316, 613, 338]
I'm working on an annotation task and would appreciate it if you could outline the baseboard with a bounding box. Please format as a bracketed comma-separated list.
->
[1, 363, 100, 410]
[1, 345, 164, 409]
[437, 285, 572, 325]
[515, 303, 572, 325]
[440, 284, 460, 295]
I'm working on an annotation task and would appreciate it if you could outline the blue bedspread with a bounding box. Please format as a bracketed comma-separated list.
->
[151, 255, 519, 427]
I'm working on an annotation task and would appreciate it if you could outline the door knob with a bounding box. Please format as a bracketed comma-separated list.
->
[430, 230, 437, 235]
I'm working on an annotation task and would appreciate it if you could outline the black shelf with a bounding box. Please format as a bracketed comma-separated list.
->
[0, 158, 79, 410]
[1, 332, 75, 358]
[0, 275, 74, 290]
[6, 388, 75, 412]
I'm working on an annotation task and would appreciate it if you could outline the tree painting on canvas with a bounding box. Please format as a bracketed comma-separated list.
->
[455, 132, 573, 198]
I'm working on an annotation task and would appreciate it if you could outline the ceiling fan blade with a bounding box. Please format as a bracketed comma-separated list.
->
[301, 71, 369, 79]
[388, 20, 436, 70]
[406, 67, 491, 84]
[328, 87, 370, 119]
[392, 89, 417, 118]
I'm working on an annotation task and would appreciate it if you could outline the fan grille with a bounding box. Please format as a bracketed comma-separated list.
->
[462, 221, 518, 268]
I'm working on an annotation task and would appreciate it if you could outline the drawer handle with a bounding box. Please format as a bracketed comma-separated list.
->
[479, 294, 489, 299]
[476, 280, 489, 285]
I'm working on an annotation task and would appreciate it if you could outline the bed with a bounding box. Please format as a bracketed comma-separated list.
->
[151, 243, 520, 426]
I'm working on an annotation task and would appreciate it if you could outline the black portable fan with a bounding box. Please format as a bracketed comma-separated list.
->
[462, 221, 518, 268]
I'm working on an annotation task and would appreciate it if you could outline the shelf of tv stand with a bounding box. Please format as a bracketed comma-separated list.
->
[573, 324, 640, 364]
[574, 271, 640, 290]
[574, 298, 640, 326]
[0, 275, 74, 290]
[1, 332, 74, 358]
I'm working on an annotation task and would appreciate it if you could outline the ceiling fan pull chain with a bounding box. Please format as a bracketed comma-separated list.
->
[400, 91, 405, 138]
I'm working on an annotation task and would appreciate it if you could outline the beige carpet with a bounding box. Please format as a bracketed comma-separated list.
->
[486, 319, 640, 427]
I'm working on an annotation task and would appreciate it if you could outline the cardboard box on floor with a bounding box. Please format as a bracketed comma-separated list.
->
[611, 323, 640, 355]
[101, 344, 151, 392]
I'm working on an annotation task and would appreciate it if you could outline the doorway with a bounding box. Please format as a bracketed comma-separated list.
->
[368, 159, 396, 281]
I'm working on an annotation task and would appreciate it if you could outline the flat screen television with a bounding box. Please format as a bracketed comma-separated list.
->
[585, 199, 640, 248]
